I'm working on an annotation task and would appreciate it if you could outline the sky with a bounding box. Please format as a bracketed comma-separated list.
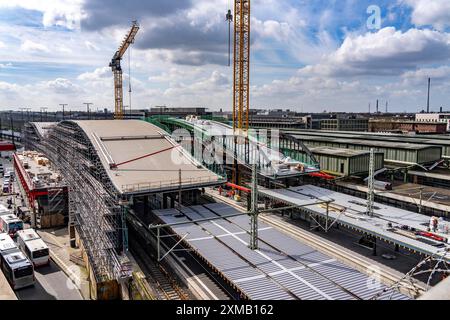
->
[0, 0, 449, 113]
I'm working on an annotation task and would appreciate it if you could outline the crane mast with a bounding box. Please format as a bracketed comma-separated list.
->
[110, 21, 140, 120]
[230, 0, 251, 189]
[233, 0, 251, 132]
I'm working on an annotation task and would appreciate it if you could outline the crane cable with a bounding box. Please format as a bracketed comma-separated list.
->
[226, 0, 233, 67]
[128, 45, 132, 114]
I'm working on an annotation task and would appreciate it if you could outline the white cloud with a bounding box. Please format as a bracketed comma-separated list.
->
[298, 27, 450, 77]
[0, 81, 19, 93]
[404, 0, 450, 30]
[20, 39, 50, 53]
[0, 78, 81, 108]
[78, 67, 110, 82]
[0, 0, 84, 30]
[40, 78, 82, 94]
[402, 66, 450, 80]
[0, 63, 12, 69]
[0, 40, 5, 49]
[252, 19, 291, 42]
[84, 41, 99, 51]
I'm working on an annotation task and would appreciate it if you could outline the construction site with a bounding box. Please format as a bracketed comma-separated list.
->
[1, 0, 449, 303]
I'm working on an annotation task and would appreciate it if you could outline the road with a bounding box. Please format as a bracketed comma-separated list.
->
[0, 154, 83, 300]
[15, 260, 83, 300]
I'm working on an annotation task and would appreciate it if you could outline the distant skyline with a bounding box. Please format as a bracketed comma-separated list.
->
[0, 0, 449, 112]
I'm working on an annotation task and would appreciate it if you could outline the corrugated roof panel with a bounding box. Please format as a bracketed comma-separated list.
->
[155, 202, 410, 300]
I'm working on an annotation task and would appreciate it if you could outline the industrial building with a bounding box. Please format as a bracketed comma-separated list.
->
[416, 113, 450, 132]
[148, 107, 210, 118]
[309, 147, 384, 176]
[282, 129, 450, 159]
[14, 151, 68, 228]
[369, 119, 447, 134]
[320, 118, 369, 132]
[285, 133, 442, 166]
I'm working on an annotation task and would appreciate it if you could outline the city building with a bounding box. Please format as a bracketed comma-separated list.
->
[320, 118, 369, 132]
[369, 119, 447, 134]
[310, 147, 384, 176]
[416, 113, 450, 132]
[148, 106, 210, 118]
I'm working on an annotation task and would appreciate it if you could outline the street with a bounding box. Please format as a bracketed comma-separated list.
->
[1, 154, 83, 300]
[15, 260, 83, 300]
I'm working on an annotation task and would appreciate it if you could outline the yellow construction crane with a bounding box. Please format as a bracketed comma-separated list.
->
[232, 0, 251, 132]
[228, 0, 251, 187]
[110, 21, 140, 120]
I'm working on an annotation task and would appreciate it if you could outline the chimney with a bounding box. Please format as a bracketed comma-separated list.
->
[376, 100, 379, 113]
[427, 78, 431, 113]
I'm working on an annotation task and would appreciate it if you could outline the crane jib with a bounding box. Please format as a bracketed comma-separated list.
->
[110, 21, 140, 120]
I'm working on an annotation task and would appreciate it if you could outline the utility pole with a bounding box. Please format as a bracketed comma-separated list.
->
[418, 187, 424, 214]
[427, 78, 431, 113]
[249, 163, 258, 250]
[178, 169, 182, 209]
[9, 111, 14, 145]
[367, 148, 375, 217]
[60, 104, 68, 120]
[19, 108, 25, 122]
[25, 108, 31, 122]
[84, 103, 93, 120]
[40, 107, 48, 122]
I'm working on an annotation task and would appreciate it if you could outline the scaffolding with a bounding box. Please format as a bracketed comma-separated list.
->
[24, 122, 130, 283]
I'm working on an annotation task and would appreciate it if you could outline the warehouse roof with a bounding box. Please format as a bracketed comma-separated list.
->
[259, 185, 450, 261]
[310, 147, 382, 158]
[290, 133, 439, 150]
[74, 120, 225, 195]
[153, 202, 408, 300]
[284, 129, 450, 147]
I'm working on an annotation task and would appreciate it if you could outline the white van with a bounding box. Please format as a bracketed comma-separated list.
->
[16, 229, 50, 267]
[0, 204, 10, 216]
[0, 214, 24, 238]
[0, 233, 35, 290]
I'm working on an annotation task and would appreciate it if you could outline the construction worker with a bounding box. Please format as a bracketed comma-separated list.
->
[430, 216, 438, 233]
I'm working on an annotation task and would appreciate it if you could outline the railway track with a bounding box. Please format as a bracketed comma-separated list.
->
[129, 236, 189, 300]
[127, 210, 233, 300]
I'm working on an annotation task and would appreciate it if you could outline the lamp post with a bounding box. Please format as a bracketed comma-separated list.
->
[60, 104, 68, 120]
[84, 103, 93, 120]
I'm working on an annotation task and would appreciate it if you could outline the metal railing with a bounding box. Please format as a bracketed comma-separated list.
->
[121, 175, 225, 194]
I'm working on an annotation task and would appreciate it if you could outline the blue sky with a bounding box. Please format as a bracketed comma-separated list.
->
[0, 0, 449, 112]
